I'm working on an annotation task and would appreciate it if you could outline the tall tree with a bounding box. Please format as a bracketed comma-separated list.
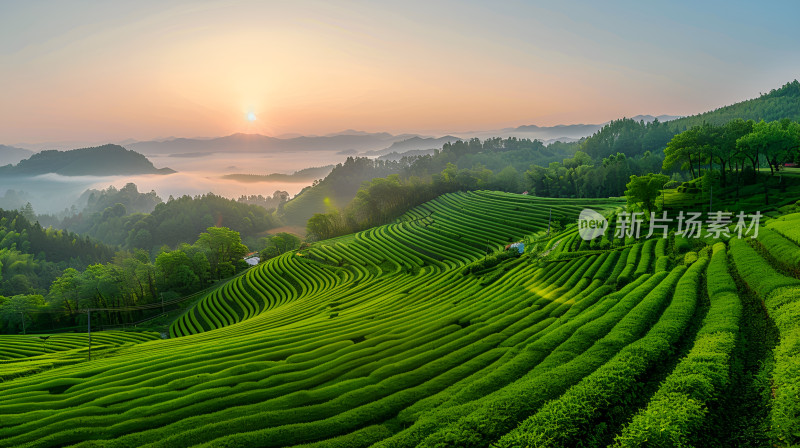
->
[624, 173, 670, 215]
[196, 227, 249, 279]
[259, 232, 302, 260]
[663, 127, 705, 179]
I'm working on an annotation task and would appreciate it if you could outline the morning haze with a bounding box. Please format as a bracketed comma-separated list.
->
[2, 3, 800, 446]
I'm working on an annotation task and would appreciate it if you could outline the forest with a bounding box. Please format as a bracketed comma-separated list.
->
[0, 224, 251, 333]
[304, 115, 800, 240]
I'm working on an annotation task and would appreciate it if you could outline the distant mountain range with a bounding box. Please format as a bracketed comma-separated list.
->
[458, 114, 682, 141]
[0, 145, 34, 166]
[126, 132, 416, 156]
[222, 165, 335, 183]
[5, 115, 682, 160]
[364, 136, 462, 157]
[0, 144, 174, 177]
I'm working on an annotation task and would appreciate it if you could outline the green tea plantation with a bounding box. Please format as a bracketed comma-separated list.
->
[1, 191, 798, 447]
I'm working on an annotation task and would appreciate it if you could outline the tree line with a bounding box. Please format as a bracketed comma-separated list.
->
[664, 118, 800, 185]
[54, 192, 280, 251]
[0, 226, 249, 334]
[307, 163, 521, 240]
[307, 115, 800, 241]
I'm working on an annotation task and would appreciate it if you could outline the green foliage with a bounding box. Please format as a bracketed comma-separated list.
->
[495, 259, 704, 448]
[614, 244, 740, 447]
[0, 144, 174, 177]
[0, 210, 116, 302]
[235, 190, 290, 211]
[765, 287, 800, 446]
[196, 227, 248, 280]
[655, 255, 671, 272]
[731, 236, 800, 445]
[738, 119, 800, 175]
[756, 227, 800, 274]
[58, 192, 278, 250]
[730, 238, 800, 298]
[0, 210, 114, 266]
[282, 157, 407, 226]
[307, 165, 514, 241]
[625, 173, 670, 214]
[526, 150, 664, 199]
[663, 125, 711, 179]
[674, 234, 692, 254]
[81, 183, 162, 216]
[673, 80, 800, 128]
[155, 247, 203, 293]
[5, 226, 246, 333]
[0, 191, 796, 447]
[259, 232, 302, 260]
[581, 117, 674, 160]
[293, 81, 800, 236]
[0, 294, 44, 333]
[462, 249, 520, 275]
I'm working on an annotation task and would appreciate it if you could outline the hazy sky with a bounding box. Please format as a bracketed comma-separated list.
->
[2, 0, 799, 144]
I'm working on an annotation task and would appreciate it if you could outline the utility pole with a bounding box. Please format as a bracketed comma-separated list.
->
[661, 180, 670, 212]
[709, 185, 713, 213]
[161, 292, 165, 314]
[20, 311, 25, 335]
[87, 309, 92, 361]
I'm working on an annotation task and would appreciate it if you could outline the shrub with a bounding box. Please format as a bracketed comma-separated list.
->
[730, 238, 800, 445]
[494, 261, 703, 448]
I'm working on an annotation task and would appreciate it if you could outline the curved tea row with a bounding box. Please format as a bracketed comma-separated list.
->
[0, 193, 797, 447]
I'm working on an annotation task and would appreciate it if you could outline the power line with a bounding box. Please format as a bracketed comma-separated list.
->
[13, 283, 219, 316]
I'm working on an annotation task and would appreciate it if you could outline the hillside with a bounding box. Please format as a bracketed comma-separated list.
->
[127, 132, 416, 155]
[0, 145, 33, 166]
[670, 80, 800, 130]
[580, 80, 800, 160]
[364, 136, 462, 157]
[4, 190, 798, 446]
[222, 165, 335, 183]
[281, 157, 403, 227]
[60, 192, 280, 250]
[0, 144, 174, 177]
[280, 138, 579, 229]
[0, 209, 116, 300]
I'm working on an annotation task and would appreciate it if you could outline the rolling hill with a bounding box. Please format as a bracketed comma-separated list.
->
[0, 144, 174, 177]
[127, 132, 417, 156]
[1, 191, 797, 446]
[669, 79, 800, 130]
[0, 145, 34, 166]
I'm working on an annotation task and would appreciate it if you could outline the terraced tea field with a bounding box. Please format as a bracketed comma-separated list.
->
[1, 191, 798, 448]
[0, 331, 161, 380]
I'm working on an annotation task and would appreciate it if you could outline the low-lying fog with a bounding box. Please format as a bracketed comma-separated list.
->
[0, 150, 352, 214]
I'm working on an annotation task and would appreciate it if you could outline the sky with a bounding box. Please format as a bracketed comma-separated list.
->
[1, 0, 799, 145]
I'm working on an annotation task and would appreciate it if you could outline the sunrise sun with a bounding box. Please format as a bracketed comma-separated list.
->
[246, 112, 256, 122]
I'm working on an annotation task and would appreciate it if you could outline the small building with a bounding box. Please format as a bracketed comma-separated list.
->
[505, 242, 525, 254]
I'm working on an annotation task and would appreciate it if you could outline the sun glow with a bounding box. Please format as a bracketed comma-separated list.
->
[247, 112, 257, 122]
